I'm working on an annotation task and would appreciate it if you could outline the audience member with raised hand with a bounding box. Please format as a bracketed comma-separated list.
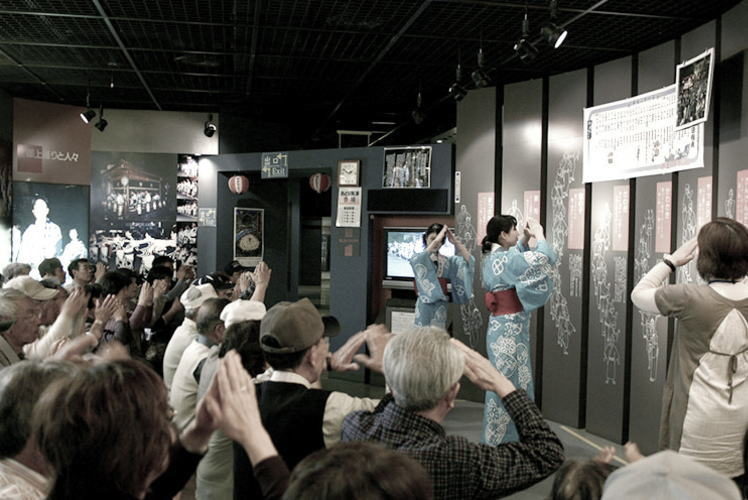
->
[233, 298, 383, 498]
[23, 287, 89, 360]
[342, 327, 564, 500]
[31, 356, 234, 500]
[631, 218, 748, 484]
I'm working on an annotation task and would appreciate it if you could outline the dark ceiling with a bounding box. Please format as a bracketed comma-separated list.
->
[0, 0, 740, 146]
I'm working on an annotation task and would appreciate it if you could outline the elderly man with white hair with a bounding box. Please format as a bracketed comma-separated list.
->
[342, 327, 564, 500]
[162, 283, 218, 389]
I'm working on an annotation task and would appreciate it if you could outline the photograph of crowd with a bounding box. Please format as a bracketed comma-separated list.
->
[382, 146, 431, 189]
[675, 48, 714, 131]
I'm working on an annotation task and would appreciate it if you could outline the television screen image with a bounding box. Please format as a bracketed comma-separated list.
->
[384, 228, 454, 281]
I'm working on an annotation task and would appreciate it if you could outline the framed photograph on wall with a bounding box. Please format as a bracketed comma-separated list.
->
[234, 207, 264, 267]
[338, 160, 360, 186]
[382, 146, 431, 189]
[675, 48, 714, 131]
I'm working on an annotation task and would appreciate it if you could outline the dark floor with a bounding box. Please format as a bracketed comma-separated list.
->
[182, 378, 630, 500]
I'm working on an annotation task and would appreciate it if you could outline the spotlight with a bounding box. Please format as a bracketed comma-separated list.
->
[541, 23, 567, 49]
[514, 13, 539, 64]
[449, 82, 468, 101]
[448, 62, 468, 101]
[514, 39, 539, 63]
[204, 113, 217, 137]
[541, 0, 568, 49]
[471, 47, 491, 88]
[94, 104, 107, 131]
[80, 108, 96, 123]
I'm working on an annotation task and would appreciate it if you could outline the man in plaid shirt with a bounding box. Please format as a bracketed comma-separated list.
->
[342, 327, 564, 499]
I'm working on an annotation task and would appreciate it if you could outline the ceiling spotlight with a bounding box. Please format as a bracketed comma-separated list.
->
[541, 0, 568, 48]
[471, 47, 491, 88]
[204, 113, 217, 137]
[449, 62, 468, 101]
[80, 108, 96, 123]
[411, 90, 426, 125]
[94, 105, 107, 131]
[80, 86, 96, 123]
[449, 82, 468, 101]
[514, 13, 539, 64]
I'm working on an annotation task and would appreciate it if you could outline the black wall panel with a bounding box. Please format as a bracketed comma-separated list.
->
[586, 56, 633, 444]
[542, 68, 588, 427]
[676, 22, 716, 284]
[718, 2, 748, 219]
[501, 79, 544, 401]
[629, 41, 677, 455]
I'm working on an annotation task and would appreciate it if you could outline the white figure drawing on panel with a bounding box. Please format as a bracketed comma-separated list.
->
[549, 152, 578, 355]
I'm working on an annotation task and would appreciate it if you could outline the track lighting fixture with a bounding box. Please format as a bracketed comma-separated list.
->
[514, 13, 539, 64]
[471, 47, 491, 88]
[411, 90, 426, 125]
[204, 113, 217, 137]
[94, 105, 108, 132]
[80, 85, 96, 123]
[541, 0, 568, 49]
[449, 63, 468, 101]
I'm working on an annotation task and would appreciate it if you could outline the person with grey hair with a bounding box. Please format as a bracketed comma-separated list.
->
[0, 360, 77, 499]
[2, 263, 31, 283]
[342, 327, 564, 500]
[0, 288, 44, 368]
[170, 297, 231, 430]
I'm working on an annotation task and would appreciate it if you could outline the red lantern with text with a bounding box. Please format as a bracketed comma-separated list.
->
[228, 175, 250, 194]
[309, 173, 331, 194]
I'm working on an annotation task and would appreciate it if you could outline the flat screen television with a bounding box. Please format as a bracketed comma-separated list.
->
[383, 227, 455, 287]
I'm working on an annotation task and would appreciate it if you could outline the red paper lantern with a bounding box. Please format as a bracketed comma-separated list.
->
[309, 173, 331, 193]
[228, 175, 250, 194]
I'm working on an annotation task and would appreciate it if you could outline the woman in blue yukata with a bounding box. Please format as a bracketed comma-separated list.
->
[409, 223, 475, 329]
[481, 215, 556, 444]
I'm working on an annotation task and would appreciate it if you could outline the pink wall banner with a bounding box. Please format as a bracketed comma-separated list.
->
[567, 187, 585, 250]
[523, 190, 541, 222]
[655, 181, 672, 253]
[697, 176, 712, 229]
[477, 192, 495, 245]
[13, 98, 92, 185]
[612, 184, 629, 251]
[736, 170, 748, 226]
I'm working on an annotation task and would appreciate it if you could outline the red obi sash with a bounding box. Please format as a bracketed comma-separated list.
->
[413, 277, 450, 299]
[484, 289, 523, 316]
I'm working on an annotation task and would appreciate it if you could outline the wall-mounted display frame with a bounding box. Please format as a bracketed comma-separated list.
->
[382, 146, 431, 189]
[234, 207, 264, 267]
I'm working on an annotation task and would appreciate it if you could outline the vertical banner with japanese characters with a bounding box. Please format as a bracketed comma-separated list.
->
[655, 181, 672, 253]
[612, 184, 629, 251]
[697, 176, 712, 229]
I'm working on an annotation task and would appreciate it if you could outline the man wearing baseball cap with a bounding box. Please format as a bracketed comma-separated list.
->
[233, 297, 392, 498]
[162, 283, 218, 389]
[0, 277, 58, 367]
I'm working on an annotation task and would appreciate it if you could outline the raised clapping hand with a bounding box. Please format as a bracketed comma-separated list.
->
[138, 281, 154, 307]
[450, 338, 516, 398]
[94, 294, 119, 324]
[61, 288, 89, 318]
[328, 330, 367, 372]
[202, 351, 278, 464]
[426, 225, 448, 253]
[352, 324, 393, 373]
[668, 237, 698, 267]
[251, 261, 272, 287]
[525, 217, 545, 241]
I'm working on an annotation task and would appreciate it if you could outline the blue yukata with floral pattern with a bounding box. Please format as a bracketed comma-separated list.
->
[410, 251, 475, 329]
[481, 240, 556, 444]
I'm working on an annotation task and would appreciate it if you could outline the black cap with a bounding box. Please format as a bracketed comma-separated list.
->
[223, 260, 251, 275]
[194, 273, 234, 291]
